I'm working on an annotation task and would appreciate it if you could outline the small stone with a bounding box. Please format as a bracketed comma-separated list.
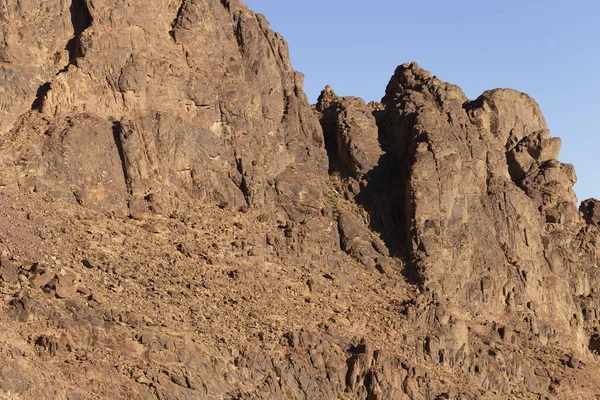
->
[567, 355, 580, 369]
[55, 278, 77, 299]
[20, 260, 35, 272]
[138, 332, 156, 345]
[177, 243, 192, 258]
[89, 291, 105, 303]
[77, 286, 91, 296]
[109, 284, 123, 293]
[30, 270, 56, 288]
[124, 339, 145, 357]
[130, 212, 145, 221]
[170, 371, 188, 388]
[0, 255, 19, 284]
[136, 374, 152, 385]
[141, 223, 160, 233]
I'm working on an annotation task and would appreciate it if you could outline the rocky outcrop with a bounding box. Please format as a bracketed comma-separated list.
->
[316, 62, 600, 396]
[315, 86, 383, 179]
[1, 0, 329, 222]
[581, 198, 600, 226]
[2, 2, 600, 399]
[378, 63, 583, 325]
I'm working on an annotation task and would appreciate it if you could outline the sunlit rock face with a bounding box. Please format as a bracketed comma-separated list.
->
[1, 1, 600, 399]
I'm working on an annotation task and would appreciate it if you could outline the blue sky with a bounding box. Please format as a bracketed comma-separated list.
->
[244, 0, 599, 202]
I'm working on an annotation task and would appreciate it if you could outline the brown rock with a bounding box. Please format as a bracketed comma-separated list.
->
[141, 223, 161, 234]
[55, 278, 77, 299]
[567, 355, 580, 369]
[29, 270, 56, 289]
[0, 1, 598, 399]
[580, 199, 600, 226]
[0, 255, 19, 284]
[316, 86, 383, 178]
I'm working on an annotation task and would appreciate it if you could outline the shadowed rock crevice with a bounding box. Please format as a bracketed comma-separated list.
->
[590, 334, 600, 354]
[220, 0, 232, 11]
[66, 0, 92, 66]
[169, 0, 188, 41]
[358, 105, 421, 284]
[235, 157, 251, 207]
[110, 119, 131, 196]
[316, 85, 421, 284]
[315, 87, 345, 175]
[70, 0, 92, 36]
[30, 82, 51, 111]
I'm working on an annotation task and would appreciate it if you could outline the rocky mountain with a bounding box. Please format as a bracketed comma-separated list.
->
[0, 1, 599, 399]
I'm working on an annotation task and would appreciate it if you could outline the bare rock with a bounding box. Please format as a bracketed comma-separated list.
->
[580, 198, 600, 226]
[1, 0, 329, 225]
[316, 86, 383, 178]
[55, 277, 77, 299]
[0, 2, 599, 400]
[29, 269, 56, 289]
[0, 255, 19, 284]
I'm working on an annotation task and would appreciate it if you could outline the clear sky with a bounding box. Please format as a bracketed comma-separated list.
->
[244, 0, 599, 202]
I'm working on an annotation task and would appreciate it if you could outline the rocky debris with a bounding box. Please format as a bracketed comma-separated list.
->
[0, 1, 599, 399]
[34, 335, 62, 358]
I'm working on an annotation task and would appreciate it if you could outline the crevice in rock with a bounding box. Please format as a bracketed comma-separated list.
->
[65, 0, 92, 67]
[317, 100, 344, 176]
[110, 119, 131, 195]
[232, 13, 245, 52]
[589, 334, 600, 355]
[169, 0, 187, 42]
[317, 91, 422, 285]
[70, 0, 92, 36]
[30, 82, 51, 111]
[355, 107, 422, 285]
[220, 0, 231, 11]
[235, 157, 250, 206]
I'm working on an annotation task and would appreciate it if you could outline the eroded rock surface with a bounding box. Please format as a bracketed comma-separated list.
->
[581, 198, 600, 226]
[315, 86, 383, 179]
[1, 2, 600, 399]
[1, 0, 328, 222]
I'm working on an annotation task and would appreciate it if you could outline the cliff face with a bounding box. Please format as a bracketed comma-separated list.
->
[1, 1, 600, 399]
[1, 0, 328, 220]
[316, 66, 600, 397]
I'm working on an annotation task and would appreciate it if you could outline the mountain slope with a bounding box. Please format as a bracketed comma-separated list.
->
[1, 1, 599, 399]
